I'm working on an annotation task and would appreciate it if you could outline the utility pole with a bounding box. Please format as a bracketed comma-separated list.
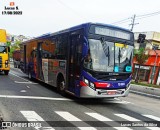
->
[130, 14, 139, 31]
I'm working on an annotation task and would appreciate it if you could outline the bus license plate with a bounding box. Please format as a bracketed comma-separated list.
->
[107, 91, 116, 95]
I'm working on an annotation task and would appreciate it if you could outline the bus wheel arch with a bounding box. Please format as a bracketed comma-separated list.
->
[57, 73, 66, 95]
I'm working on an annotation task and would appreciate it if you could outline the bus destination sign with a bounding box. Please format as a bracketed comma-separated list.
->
[95, 27, 130, 40]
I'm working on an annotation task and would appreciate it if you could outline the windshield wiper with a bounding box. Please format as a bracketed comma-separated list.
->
[107, 46, 110, 66]
[118, 48, 121, 66]
[129, 51, 132, 64]
[100, 37, 110, 65]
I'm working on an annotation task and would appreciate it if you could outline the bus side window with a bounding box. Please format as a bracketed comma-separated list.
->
[30, 50, 36, 62]
[55, 34, 68, 60]
[76, 35, 82, 65]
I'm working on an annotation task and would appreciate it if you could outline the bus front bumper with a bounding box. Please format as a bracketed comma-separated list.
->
[80, 85, 131, 98]
[0, 64, 10, 71]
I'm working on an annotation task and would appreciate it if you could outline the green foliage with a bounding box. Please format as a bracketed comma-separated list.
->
[134, 48, 149, 65]
[6, 41, 11, 46]
[8, 40, 21, 58]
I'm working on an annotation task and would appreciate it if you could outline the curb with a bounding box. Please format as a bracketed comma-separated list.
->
[130, 84, 160, 99]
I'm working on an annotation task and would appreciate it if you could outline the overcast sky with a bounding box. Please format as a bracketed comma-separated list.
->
[1, 0, 160, 37]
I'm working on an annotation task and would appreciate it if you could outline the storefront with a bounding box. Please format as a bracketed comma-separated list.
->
[156, 70, 160, 85]
[133, 65, 151, 82]
[133, 50, 160, 85]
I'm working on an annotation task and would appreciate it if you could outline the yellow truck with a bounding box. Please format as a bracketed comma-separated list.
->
[0, 29, 10, 75]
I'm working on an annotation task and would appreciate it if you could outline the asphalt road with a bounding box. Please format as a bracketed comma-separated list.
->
[0, 66, 159, 130]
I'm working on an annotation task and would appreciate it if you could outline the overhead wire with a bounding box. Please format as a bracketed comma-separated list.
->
[136, 11, 160, 18]
[136, 11, 160, 20]
[111, 10, 160, 26]
[111, 17, 131, 25]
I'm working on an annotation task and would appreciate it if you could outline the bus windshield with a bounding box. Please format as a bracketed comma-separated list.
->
[83, 39, 133, 72]
[0, 46, 7, 53]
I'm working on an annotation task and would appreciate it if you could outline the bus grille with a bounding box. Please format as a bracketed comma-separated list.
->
[0, 56, 2, 68]
[88, 70, 130, 81]
[94, 74, 130, 81]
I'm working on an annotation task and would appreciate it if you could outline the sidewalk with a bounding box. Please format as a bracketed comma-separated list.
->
[130, 84, 160, 99]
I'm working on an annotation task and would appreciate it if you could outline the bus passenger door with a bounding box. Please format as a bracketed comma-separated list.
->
[37, 42, 44, 81]
[68, 33, 82, 93]
[24, 45, 27, 73]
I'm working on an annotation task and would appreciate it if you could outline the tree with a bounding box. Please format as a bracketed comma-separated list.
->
[134, 48, 149, 83]
[9, 40, 21, 58]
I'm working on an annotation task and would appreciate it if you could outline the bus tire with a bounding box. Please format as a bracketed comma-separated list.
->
[57, 76, 66, 96]
[4, 70, 9, 75]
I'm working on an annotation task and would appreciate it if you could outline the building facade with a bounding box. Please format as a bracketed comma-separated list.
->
[133, 32, 160, 85]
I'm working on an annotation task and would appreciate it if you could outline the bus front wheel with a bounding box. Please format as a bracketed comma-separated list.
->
[57, 77, 66, 96]
[4, 70, 9, 75]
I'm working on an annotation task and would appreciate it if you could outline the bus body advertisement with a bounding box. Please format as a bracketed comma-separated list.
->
[20, 23, 134, 98]
[0, 29, 10, 75]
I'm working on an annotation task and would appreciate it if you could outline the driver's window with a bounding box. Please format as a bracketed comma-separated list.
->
[84, 50, 92, 69]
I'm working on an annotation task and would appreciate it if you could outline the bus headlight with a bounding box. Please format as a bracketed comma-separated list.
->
[5, 60, 8, 64]
[5, 60, 8, 68]
[83, 78, 95, 90]
[90, 82, 95, 89]
[84, 79, 89, 85]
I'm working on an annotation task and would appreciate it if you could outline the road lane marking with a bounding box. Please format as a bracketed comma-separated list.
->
[20, 111, 55, 130]
[130, 90, 160, 99]
[21, 111, 44, 121]
[113, 128, 132, 130]
[20, 90, 27, 93]
[0, 95, 71, 101]
[148, 128, 160, 130]
[55, 111, 81, 121]
[143, 115, 160, 121]
[10, 72, 38, 84]
[55, 111, 96, 130]
[15, 81, 37, 84]
[113, 98, 133, 104]
[9, 72, 31, 82]
[115, 114, 160, 130]
[86, 113, 132, 130]
[114, 114, 140, 121]
[27, 86, 30, 88]
[85, 112, 112, 121]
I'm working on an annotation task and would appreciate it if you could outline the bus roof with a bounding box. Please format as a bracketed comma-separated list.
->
[0, 29, 7, 43]
[22, 22, 132, 44]
[50, 22, 132, 35]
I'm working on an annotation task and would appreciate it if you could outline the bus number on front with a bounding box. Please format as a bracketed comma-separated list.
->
[118, 83, 125, 86]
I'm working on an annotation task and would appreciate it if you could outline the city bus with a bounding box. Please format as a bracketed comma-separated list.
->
[20, 23, 134, 98]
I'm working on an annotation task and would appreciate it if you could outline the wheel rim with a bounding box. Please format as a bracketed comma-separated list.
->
[60, 81, 65, 91]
